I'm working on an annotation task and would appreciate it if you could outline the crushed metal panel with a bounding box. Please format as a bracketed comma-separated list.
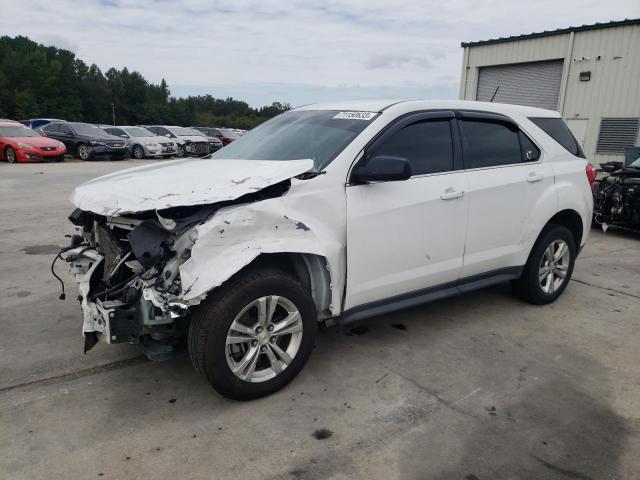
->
[70, 158, 314, 215]
[178, 182, 345, 315]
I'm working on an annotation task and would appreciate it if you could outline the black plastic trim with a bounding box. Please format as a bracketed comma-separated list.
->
[339, 266, 523, 325]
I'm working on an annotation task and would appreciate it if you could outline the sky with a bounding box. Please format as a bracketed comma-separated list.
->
[1, 0, 639, 107]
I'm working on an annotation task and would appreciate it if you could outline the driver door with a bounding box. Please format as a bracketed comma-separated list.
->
[344, 111, 469, 310]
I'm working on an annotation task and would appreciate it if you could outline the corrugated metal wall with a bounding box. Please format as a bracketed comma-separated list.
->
[460, 24, 640, 165]
[476, 60, 564, 109]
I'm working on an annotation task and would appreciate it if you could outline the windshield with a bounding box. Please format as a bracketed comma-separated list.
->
[213, 110, 378, 169]
[125, 127, 155, 137]
[170, 127, 201, 136]
[0, 126, 40, 137]
[71, 122, 114, 138]
[629, 157, 640, 169]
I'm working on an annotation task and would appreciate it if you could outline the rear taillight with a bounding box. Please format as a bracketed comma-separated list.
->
[585, 163, 597, 191]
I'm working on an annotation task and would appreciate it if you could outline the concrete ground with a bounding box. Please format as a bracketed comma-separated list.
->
[1, 160, 639, 480]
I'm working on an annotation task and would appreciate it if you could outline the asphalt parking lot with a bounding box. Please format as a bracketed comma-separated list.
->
[1, 160, 639, 480]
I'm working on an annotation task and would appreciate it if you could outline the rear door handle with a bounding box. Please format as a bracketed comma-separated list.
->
[440, 188, 464, 200]
[526, 172, 544, 183]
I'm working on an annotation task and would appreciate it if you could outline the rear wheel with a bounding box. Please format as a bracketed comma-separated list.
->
[188, 269, 317, 400]
[5, 147, 16, 163]
[512, 224, 576, 304]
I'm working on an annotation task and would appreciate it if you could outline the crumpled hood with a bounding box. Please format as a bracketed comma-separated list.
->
[70, 158, 314, 216]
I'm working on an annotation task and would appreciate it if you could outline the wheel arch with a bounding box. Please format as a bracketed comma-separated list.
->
[545, 209, 584, 250]
[205, 252, 333, 318]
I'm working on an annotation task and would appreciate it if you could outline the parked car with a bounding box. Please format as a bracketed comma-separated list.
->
[207, 127, 240, 145]
[60, 100, 593, 400]
[103, 126, 178, 159]
[146, 126, 209, 157]
[37, 121, 128, 160]
[0, 120, 67, 163]
[191, 127, 224, 153]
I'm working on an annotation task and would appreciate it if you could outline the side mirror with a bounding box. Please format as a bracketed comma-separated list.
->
[120, 134, 128, 139]
[165, 133, 171, 138]
[352, 155, 412, 183]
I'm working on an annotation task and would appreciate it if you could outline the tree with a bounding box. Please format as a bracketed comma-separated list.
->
[0, 35, 288, 128]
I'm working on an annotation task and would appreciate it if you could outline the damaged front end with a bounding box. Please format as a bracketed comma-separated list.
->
[62, 204, 211, 359]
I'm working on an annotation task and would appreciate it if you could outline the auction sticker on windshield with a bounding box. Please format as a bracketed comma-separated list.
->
[333, 111, 377, 121]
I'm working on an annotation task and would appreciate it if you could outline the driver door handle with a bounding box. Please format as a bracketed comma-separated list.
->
[440, 188, 464, 200]
[526, 172, 545, 183]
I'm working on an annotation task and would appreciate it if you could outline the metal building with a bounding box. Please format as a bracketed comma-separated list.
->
[459, 19, 640, 165]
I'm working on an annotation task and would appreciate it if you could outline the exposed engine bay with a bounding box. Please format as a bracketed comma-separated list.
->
[593, 160, 640, 230]
[60, 179, 297, 359]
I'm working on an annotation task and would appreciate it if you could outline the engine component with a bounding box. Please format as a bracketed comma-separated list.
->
[593, 165, 640, 229]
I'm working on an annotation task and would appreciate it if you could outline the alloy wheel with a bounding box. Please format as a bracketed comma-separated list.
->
[6, 148, 16, 163]
[538, 239, 570, 294]
[133, 145, 144, 159]
[78, 145, 89, 160]
[225, 295, 303, 383]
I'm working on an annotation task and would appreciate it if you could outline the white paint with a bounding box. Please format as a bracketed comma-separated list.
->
[67, 99, 593, 324]
[70, 158, 314, 215]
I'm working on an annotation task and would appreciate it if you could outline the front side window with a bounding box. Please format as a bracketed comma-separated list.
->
[460, 119, 522, 168]
[370, 120, 454, 175]
[43, 124, 60, 133]
[214, 110, 378, 170]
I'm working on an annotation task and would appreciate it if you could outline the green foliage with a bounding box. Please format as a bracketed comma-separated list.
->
[0, 36, 290, 128]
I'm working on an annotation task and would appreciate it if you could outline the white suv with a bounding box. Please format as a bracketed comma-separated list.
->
[62, 100, 594, 400]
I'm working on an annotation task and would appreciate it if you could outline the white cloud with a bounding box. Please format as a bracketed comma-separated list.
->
[1, 0, 638, 106]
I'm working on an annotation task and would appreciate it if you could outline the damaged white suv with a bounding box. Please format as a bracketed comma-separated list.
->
[61, 100, 594, 400]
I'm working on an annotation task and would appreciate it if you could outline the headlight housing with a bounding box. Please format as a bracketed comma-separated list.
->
[17, 142, 34, 149]
[89, 140, 105, 146]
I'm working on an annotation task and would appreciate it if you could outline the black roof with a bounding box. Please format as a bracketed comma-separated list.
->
[461, 18, 640, 48]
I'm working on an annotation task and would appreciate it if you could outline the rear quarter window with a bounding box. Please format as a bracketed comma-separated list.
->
[529, 117, 585, 158]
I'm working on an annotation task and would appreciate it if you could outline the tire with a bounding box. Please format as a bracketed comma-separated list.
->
[511, 224, 576, 305]
[132, 144, 145, 159]
[77, 144, 91, 161]
[176, 144, 185, 157]
[188, 269, 318, 400]
[5, 147, 16, 163]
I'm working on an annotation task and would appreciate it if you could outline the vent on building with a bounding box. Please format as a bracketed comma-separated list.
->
[596, 118, 640, 155]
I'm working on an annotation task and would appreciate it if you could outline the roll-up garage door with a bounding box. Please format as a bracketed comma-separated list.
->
[476, 60, 564, 110]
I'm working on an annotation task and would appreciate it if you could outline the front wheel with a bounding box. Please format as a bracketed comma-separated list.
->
[5, 147, 16, 163]
[188, 269, 317, 400]
[77, 144, 91, 160]
[512, 224, 576, 305]
[176, 144, 185, 157]
[132, 144, 145, 159]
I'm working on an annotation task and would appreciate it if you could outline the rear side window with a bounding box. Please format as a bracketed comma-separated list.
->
[371, 120, 454, 175]
[460, 119, 522, 168]
[529, 117, 584, 158]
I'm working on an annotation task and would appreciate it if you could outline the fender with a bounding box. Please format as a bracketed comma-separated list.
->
[179, 193, 345, 316]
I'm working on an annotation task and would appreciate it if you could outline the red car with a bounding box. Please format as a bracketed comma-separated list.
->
[0, 120, 67, 163]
